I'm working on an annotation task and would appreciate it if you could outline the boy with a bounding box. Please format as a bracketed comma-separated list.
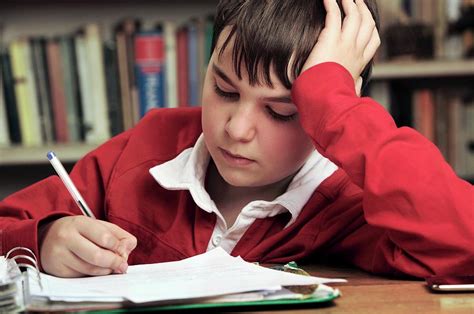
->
[1, 0, 472, 278]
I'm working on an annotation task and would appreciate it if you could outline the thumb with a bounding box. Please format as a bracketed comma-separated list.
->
[355, 76, 363, 97]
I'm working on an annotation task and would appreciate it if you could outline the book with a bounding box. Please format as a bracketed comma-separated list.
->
[163, 21, 178, 108]
[9, 38, 43, 146]
[30, 37, 55, 143]
[187, 20, 199, 106]
[0, 61, 9, 147]
[412, 89, 435, 142]
[22, 248, 343, 312]
[75, 30, 94, 141]
[134, 29, 166, 117]
[83, 23, 111, 143]
[104, 41, 124, 136]
[60, 35, 83, 142]
[0, 52, 22, 144]
[176, 25, 189, 107]
[115, 18, 141, 130]
[0, 247, 41, 312]
[46, 38, 69, 143]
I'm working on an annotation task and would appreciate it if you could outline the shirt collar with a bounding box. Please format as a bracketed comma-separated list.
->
[149, 134, 338, 226]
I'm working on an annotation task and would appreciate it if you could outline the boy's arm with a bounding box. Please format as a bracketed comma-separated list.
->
[0, 130, 131, 268]
[292, 62, 473, 277]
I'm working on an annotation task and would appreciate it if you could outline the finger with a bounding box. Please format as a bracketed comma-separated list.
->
[356, 0, 376, 49]
[322, 0, 342, 37]
[363, 27, 381, 63]
[77, 219, 123, 253]
[66, 251, 115, 277]
[98, 220, 138, 255]
[341, 0, 362, 42]
[68, 233, 127, 271]
[57, 264, 84, 278]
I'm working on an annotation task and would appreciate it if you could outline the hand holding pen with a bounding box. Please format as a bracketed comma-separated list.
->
[38, 151, 137, 278]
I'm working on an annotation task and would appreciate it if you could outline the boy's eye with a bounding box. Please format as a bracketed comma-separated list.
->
[214, 83, 239, 101]
[265, 106, 297, 122]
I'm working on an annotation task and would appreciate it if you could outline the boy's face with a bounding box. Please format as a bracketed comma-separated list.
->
[201, 30, 314, 188]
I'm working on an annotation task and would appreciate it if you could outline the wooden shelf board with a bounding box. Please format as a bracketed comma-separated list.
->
[0, 143, 98, 166]
[372, 60, 474, 79]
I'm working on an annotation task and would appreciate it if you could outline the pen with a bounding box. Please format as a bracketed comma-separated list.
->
[47, 151, 96, 218]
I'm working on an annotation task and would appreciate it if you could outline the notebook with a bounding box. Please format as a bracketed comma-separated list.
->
[6, 247, 346, 312]
[0, 247, 41, 312]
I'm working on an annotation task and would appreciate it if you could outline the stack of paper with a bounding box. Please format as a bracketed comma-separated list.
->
[27, 248, 345, 304]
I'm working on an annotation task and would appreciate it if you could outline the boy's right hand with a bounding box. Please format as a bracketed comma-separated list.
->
[39, 216, 137, 277]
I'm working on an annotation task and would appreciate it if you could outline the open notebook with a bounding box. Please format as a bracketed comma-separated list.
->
[18, 247, 345, 311]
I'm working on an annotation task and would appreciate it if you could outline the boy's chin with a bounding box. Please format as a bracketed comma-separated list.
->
[218, 170, 275, 188]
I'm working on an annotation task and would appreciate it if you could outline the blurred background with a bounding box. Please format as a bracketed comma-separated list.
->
[0, 0, 473, 198]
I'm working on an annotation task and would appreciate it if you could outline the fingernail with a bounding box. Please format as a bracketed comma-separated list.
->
[119, 262, 128, 274]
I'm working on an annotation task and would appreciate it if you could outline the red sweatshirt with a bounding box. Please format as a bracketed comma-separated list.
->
[1, 63, 472, 278]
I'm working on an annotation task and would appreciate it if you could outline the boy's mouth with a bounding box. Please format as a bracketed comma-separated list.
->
[219, 148, 255, 166]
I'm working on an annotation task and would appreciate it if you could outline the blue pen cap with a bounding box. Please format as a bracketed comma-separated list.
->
[47, 151, 56, 160]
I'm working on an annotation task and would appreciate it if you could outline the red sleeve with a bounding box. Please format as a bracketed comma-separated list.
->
[292, 62, 474, 277]
[0, 131, 131, 269]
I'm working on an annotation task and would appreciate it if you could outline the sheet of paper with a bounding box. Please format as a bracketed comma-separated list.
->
[28, 248, 346, 303]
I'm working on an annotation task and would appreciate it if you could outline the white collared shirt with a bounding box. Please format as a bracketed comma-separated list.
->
[149, 134, 337, 253]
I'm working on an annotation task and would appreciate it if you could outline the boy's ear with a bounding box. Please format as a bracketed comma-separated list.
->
[355, 76, 363, 97]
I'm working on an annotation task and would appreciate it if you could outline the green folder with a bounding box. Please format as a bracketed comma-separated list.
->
[87, 287, 340, 313]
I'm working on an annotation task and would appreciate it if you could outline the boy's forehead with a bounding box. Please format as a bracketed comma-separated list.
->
[213, 27, 293, 90]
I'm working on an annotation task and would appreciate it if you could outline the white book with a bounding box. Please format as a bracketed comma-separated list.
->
[164, 21, 178, 108]
[84, 24, 110, 143]
[0, 66, 10, 146]
[9, 39, 42, 147]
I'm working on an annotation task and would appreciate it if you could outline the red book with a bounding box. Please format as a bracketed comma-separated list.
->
[177, 26, 189, 107]
[46, 39, 69, 143]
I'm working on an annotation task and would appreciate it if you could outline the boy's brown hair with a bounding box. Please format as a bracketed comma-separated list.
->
[211, 0, 379, 91]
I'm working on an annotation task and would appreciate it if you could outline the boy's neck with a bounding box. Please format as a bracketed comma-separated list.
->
[205, 160, 294, 206]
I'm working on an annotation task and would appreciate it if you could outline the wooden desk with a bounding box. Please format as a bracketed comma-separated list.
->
[247, 264, 474, 314]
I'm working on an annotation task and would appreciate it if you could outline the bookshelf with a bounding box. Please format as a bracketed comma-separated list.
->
[1, 0, 473, 200]
[372, 60, 474, 79]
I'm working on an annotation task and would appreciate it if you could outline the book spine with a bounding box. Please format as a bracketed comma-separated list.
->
[177, 26, 189, 107]
[116, 31, 135, 130]
[60, 36, 82, 142]
[134, 30, 165, 117]
[84, 24, 110, 143]
[164, 21, 178, 108]
[9, 39, 43, 146]
[1, 52, 22, 144]
[30, 37, 55, 143]
[104, 41, 123, 136]
[46, 39, 69, 143]
[0, 58, 10, 146]
[187, 22, 199, 106]
[75, 32, 93, 141]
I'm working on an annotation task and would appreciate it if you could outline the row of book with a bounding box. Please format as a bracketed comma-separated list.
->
[377, 0, 473, 60]
[0, 17, 214, 147]
[411, 88, 474, 178]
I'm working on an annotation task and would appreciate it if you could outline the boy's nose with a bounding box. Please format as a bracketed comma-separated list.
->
[224, 106, 257, 142]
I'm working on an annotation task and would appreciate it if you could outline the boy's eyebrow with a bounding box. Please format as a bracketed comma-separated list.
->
[212, 63, 293, 104]
[212, 64, 237, 88]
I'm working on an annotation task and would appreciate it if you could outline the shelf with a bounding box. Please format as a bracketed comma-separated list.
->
[372, 60, 474, 79]
[0, 143, 98, 166]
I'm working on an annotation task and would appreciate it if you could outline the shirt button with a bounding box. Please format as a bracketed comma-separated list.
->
[212, 235, 222, 246]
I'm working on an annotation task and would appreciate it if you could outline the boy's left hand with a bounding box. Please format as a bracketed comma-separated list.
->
[300, 0, 380, 93]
